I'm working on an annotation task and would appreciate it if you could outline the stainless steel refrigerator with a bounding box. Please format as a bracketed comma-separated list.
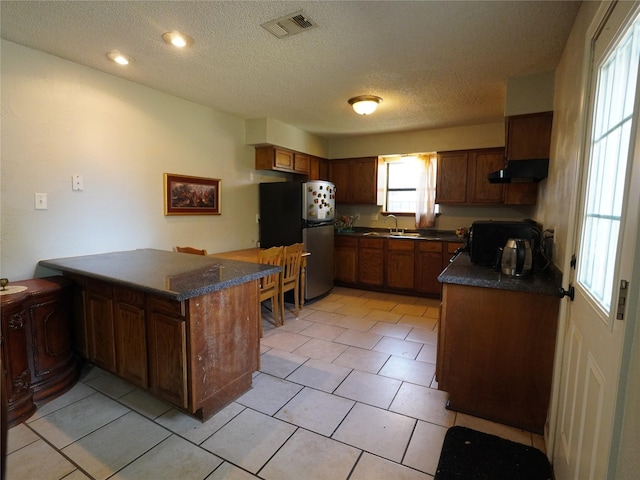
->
[259, 181, 336, 301]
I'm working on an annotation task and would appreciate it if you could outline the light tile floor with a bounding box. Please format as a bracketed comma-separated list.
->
[5, 286, 547, 480]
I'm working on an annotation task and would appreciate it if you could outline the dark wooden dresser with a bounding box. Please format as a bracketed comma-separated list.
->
[1, 277, 79, 427]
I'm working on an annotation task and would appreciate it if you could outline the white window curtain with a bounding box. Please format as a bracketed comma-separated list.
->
[415, 154, 437, 228]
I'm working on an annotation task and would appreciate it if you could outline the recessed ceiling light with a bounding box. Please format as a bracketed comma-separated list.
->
[107, 51, 132, 65]
[162, 30, 193, 48]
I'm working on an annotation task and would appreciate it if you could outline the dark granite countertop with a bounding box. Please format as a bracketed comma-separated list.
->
[39, 248, 280, 301]
[438, 253, 563, 296]
[335, 227, 464, 243]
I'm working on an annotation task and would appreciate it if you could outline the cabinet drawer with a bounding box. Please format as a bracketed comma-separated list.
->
[335, 235, 358, 247]
[114, 285, 145, 306]
[388, 239, 415, 251]
[447, 242, 465, 254]
[418, 241, 443, 253]
[147, 295, 186, 318]
[359, 237, 384, 249]
[86, 279, 113, 297]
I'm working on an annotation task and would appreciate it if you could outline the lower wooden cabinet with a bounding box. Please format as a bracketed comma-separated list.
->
[358, 237, 384, 286]
[387, 240, 415, 290]
[334, 235, 453, 297]
[334, 236, 358, 284]
[1, 298, 34, 426]
[69, 275, 258, 421]
[86, 280, 117, 372]
[147, 296, 188, 408]
[114, 286, 148, 389]
[442, 241, 465, 270]
[415, 241, 443, 295]
[1, 277, 78, 427]
[438, 283, 559, 433]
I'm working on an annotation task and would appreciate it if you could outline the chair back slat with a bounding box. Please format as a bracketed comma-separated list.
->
[281, 243, 303, 285]
[259, 246, 283, 291]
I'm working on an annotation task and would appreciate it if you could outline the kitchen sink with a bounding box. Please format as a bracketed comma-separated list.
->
[389, 232, 421, 238]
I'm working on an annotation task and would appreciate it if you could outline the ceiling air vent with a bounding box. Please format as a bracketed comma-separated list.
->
[261, 10, 318, 38]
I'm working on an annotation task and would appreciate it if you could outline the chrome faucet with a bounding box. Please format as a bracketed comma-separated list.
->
[385, 214, 399, 233]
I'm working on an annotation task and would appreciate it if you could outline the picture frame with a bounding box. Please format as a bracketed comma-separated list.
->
[164, 173, 221, 215]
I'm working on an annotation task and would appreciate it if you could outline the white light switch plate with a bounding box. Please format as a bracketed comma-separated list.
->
[34, 193, 47, 210]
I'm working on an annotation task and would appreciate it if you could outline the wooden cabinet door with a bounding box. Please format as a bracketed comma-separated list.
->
[503, 112, 553, 205]
[308, 156, 320, 180]
[358, 237, 384, 286]
[274, 148, 294, 170]
[318, 158, 329, 181]
[26, 286, 75, 400]
[114, 287, 147, 388]
[436, 151, 468, 204]
[415, 241, 443, 294]
[294, 153, 310, 174]
[505, 111, 553, 160]
[255, 146, 295, 172]
[330, 157, 378, 204]
[334, 236, 358, 283]
[350, 157, 378, 204]
[86, 281, 116, 372]
[467, 149, 505, 204]
[386, 240, 415, 290]
[1, 303, 35, 425]
[329, 159, 351, 203]
[147, 296, 188, 409]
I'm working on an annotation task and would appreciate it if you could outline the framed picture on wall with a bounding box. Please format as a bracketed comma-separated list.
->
[164, 173, 221, 215]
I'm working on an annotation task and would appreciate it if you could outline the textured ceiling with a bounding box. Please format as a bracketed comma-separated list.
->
[0, 1, 581, 139]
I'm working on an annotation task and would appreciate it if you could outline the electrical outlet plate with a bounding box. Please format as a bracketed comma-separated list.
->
[72, 174, 84, 191]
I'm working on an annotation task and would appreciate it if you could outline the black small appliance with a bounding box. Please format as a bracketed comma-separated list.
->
[467, 220, 542, 267]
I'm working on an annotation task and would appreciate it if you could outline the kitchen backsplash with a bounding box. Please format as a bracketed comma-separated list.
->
[335, 204, 535, 231]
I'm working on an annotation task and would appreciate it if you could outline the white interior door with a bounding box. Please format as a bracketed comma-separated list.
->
[553, 3, 640, 479]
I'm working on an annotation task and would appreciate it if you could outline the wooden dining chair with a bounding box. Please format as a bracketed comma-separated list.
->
[258, 246, 283, 336]
[279, 243, 304, 326]
[175, 246, 208, 255]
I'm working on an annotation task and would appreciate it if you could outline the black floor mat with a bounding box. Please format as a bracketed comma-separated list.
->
[434, 426, 553, 480]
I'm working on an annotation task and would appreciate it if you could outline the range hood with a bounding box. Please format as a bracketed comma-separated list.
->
[487, 158, 549, 183]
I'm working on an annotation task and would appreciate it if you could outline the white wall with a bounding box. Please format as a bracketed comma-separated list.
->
[328, 122, 505, 158]
[0, 40, 279, 281]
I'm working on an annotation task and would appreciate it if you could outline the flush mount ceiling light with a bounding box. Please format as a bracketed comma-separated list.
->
[106, 51, 132, 65]
[348, 95, 382, 115]
[162, 30, 193, 48]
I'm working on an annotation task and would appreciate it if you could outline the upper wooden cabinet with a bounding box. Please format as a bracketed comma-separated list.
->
[255, 146, 330, 180]
[329, 157, 379, 205]
[255, 146, 307, 175]
[505, 111, 553, 161]
[504, 111, 553, 205]
[293, 152, 310, 174]
[436, 148, 504, 205]
[307, 156, 330, 180]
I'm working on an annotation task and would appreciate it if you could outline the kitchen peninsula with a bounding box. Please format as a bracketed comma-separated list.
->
[39, 248, 280, 421]
[437, 254, 562, 433]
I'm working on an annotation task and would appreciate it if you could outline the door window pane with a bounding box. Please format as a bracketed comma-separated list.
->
[578, 13, 640, 312]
